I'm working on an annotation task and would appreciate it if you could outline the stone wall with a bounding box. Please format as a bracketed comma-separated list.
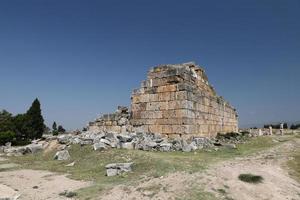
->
[88, 106, 132, 134]
[88, 62, 238, 138]
[130, 62, 238, 138]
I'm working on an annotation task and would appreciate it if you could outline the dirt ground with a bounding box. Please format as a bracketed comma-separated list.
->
[101, 137, 300, 200]
[0, 170, 89, 200]
[0, 137, 299, 200]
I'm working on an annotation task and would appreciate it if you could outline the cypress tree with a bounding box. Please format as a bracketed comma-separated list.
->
[52, 121, 57, 131]
[25, 98, 44, 139]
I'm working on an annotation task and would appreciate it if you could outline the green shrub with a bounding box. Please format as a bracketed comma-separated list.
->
[238, 173, 263, 184]
[0, 130, 16, 145]
[59, 191, 77, 198]
[52, 130, 59, 136]
[11, 139, 31, 146]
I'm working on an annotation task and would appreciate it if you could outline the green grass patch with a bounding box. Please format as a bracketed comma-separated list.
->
[238, 173, 263, 184]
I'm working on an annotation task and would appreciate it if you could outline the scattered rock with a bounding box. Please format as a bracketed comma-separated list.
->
[57, 135, 71, 144]
[105, 162, 134, 176]
[54, 150, 71, 160]
[93, 142, 107, 151]
[159, 143, 172, 152]
[120, 142, 134, 150]
[65, 162, 75, 167]
[117, 134, 133, 143]
[26, 144, 43, 154]
[100, 139, 111, 146]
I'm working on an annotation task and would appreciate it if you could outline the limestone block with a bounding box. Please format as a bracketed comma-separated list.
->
[175, 91, 188, 100]
[157, 84, 177, 93]
[149, 93, 159, 101]
[148, 125, 163, 133]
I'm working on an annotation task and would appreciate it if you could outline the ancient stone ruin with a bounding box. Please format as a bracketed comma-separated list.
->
[88, 62, 238, 138]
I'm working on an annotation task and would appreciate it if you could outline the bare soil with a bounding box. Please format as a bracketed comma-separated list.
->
[0, 169, 90, 200]
[101, 138, 300, 200]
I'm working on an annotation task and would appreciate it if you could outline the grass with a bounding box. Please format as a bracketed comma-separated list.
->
[5, 135, 289, 199]
[287, 149, 300, 183]
[238, 173, 263, 184]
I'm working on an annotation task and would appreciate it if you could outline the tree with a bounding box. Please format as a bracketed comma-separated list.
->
[13, 114, 28, 140]
[0, 130, 15, 145]
[52, 122, 57, 131]
[25, 98, 45, 139]
[57, 125, 66, 133]
[291, 124, 300, 130]
[0, 110, 15, 132]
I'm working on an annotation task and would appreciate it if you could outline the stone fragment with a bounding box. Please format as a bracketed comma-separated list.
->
[65, 162, 75, 167]
[54, 150, 71, 160]
[93, 142, 107, 151]
[120, 142, 134, 150]
[100, 139, 111, 146]
[105, 162, 133, 176]
[117, 134, 133, 143]
[26, 143, 43, 154]
[57, 135, 71, 144]
[159, 143, 172, 152]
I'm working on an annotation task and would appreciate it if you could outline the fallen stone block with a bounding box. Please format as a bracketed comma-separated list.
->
[25, 143, 43, 154]
[57, 135, 72, 144]
[65, 162, 75, 167]
[105, 162, 133, 176]
[54, 150, 71, 160]
[159, 143, 172, 152]
[120, 142, 134, 149]
[117, 134, 133, 142]
[93, 142, 107, 151]
[100, 139, 111, 146]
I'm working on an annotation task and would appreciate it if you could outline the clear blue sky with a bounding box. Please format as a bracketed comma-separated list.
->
[0, 0, 299, 129]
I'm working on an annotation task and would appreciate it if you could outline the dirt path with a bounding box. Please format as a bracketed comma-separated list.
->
[200, 138, 300, 200]
[0, 169, 90, 200]
[101, 137, 300, 200]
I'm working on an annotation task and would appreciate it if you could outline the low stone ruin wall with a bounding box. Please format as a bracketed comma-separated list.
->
[88, 106, 132, 134]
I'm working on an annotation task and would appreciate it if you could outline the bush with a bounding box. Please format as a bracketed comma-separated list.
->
[57, 125, 66, 133]
[238, 173, 263, 184]
[290, 124, 300, 130]
[0, 131, 16, 145]
[59, 191, 77, 198]
[52, 130, 59, 136]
